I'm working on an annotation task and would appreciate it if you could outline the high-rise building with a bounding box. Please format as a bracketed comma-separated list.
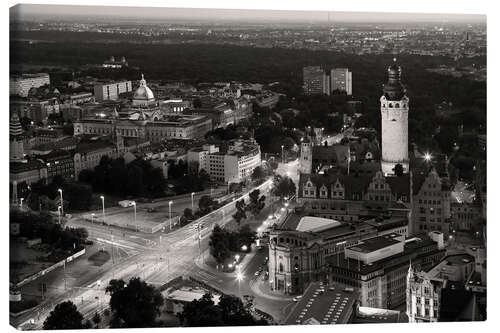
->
[93, 80, 133, 101]
[330, 68, 352, 95]
[380, 60, 409, 175]
[303, 66, 330, 95]
[10, 113, 25, 162]
[10, 73, 50, 97]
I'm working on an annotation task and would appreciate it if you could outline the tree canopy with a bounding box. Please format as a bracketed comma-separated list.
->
[43, 301, 84, 330]
[105, 277, 164, 328]
[177, 293, 267, 326]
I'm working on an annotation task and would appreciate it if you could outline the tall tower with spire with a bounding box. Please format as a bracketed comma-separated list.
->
[380, 59, 409, 175]
[10, 113, 25, 161]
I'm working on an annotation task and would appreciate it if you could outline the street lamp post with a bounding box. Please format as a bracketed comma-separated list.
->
[281, 145, 284, 164]
[58, 189, 64, 216]
[236, 267, 244, 298]
[191, 192, 195, 211]
[169, 201, 173, 230]
[100, 196, 105, 224]
[57, 205, 62, 224]
[132, 201, 137, 232]
[20, 198, 24, 209]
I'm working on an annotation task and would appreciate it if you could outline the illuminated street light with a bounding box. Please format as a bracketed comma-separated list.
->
[241, 245, 248, 252]
[132, 201, 137, 231]
[20, 198, 24, 209]
[91, 213, 95, 225]
[100, 196, 105, 223]
[235, 254, 240, 262]
[424, 153, 432, 162]
[191, 192, 195, 211]
[236, 271, 244, 282]
[169, 201, 173, 230]
[58, 189, 64, 216]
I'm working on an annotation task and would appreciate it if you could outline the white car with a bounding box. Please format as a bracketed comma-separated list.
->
[292, 295, 303, 302]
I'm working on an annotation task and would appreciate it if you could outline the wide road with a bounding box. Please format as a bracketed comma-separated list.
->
[13, 179, 278, 330]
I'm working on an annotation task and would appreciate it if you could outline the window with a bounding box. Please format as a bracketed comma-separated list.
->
[279, 263, 284, 273]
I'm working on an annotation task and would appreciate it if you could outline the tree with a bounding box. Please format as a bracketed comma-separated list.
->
[237, 224, 257, 250]
[232, 199, 247, 225]
[64, 182, 93, 211]
[177, 293, 223, 326]
[43, 301, 84, 330]
[106, 277, 164, 328]
[198, 195, 216, 215]
[92, 312, 102, 328]
[177, 293, 267, 327]
[247, 189, 266, 217]
[251, 166, 265, 181]
[272, 175, 296, 199]
[183, 208, 193, 220]
[218, 294, 265, 326]
[209, 225, 231, 265]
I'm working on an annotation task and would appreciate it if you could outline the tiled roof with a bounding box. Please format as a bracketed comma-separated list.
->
[284, 282, 357, 325]
[10, 160, 46, 174]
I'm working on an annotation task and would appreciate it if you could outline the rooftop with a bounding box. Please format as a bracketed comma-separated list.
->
[284, 282, 357, 325]
[10, 160, 46, 174]
[326, 234, 441, 275]
[348, 234, 401, 254]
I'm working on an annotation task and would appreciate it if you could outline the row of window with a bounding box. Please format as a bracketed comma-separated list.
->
[418, 199, 442, 205]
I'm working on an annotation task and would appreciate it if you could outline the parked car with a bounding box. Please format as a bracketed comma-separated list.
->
[292, 295, 303, 302]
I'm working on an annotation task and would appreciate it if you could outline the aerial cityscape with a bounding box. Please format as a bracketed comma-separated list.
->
[8, 4, 486, 329]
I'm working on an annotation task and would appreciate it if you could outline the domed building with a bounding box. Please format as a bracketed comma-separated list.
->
[132, 74, 156, 107]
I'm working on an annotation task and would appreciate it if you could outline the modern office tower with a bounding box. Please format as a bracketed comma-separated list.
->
[331, 68, 352, 95]
[303, 66, 330, 95]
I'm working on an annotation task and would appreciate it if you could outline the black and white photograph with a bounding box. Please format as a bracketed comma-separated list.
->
[5, 1, 490, 330]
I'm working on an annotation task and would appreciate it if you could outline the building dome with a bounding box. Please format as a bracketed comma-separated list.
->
[133, 74, 155, 101]
[383, 58, 405, 101]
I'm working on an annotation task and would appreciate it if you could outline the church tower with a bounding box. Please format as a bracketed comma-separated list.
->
[380, 59, 409, 175]
[299, 137, 313, 174]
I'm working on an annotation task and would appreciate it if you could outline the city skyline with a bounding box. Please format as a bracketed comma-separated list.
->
[8, 3, 487, 330]
[11, 4, 486, 24]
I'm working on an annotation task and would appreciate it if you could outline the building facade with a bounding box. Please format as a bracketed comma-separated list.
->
[411, 167, 452, 236]
[93, 80, 132, 101]
[406, 269, 443, 322]
[268, 214, 409, 295]
[298, 171, 411, 223]
[37, 149, 75, 181]
[187, 140, 261, 184]
[328, 233, 445, 309]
